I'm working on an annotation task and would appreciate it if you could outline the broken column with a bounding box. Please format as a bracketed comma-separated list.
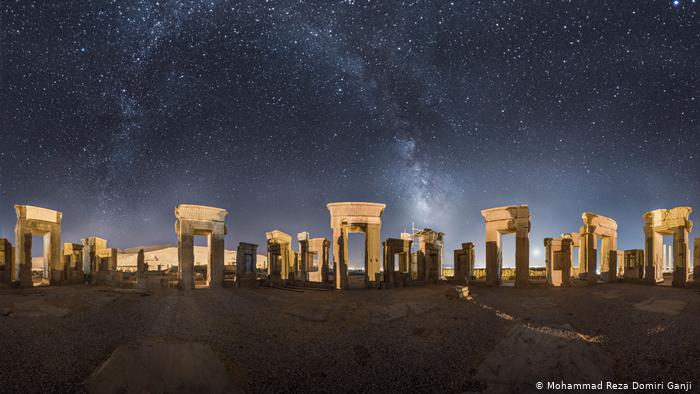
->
[0, 239, 14, 284]
[236, 242, 258, 287]
[266, 230, 293, 283]
[415, 228, 444, 282]
[453, 242, 475, 285]
[545, 237, 572, 287]
[298, 232, 330, 283]
[63, 243, 84, 284]
[81, 236, 118, 284]
[135, 249, 146, 288]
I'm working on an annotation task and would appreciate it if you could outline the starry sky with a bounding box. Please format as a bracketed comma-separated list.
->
[1, 0, 698, 268]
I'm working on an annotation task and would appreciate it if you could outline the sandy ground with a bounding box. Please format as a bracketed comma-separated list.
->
[1, 282, 699, 393]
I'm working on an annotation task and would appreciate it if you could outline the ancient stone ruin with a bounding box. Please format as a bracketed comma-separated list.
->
[643, 207, 693, 287]
[266, 230, 294, 283]
[0, 238, 14, 284]
[62, 243, 84, 284]
[327, 202, 385, 289]
[453, 242, 475, 285]
[481, 205, 530, 287]
[82, 236, 118, 283]
[544, 237, 573, 287]
[297, 232, 330, 283]
[175, 204, 228, 289]
[15, 205, 62, 287]
[236, 242, 258, 287]
[623, 249, 644, 281]
[415, 228, 444, 282]
[382, 237, 412, 288]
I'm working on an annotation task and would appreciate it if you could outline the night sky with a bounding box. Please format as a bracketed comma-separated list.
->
[1, 1, 698, 268]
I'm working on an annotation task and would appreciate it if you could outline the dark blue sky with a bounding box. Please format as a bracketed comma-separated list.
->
[1, 1, 698, 267]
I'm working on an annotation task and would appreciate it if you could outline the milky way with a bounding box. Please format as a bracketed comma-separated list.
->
[1, 1, 698, 267]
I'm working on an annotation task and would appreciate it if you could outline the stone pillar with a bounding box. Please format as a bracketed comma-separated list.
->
[515, 225, 529, 288]
[332, 226, 344, 289]
[560, 239, 572, 287]
[136, 249, 146, 288]
[236, 242, 258, 287]
[0, 239, 13, 284]
[485, 224, 501, 287]
[366, 223, 381, 286]
[644, 226, 663, 284]
[208, 230, 225, 288]
[582, 232, 597, 284]
[694, 238, 700, 281]
[544, 238, 552, 285]
[453, 242, 475, 285]
[177, 221, 195, 290]
[672, 226, 689, 287]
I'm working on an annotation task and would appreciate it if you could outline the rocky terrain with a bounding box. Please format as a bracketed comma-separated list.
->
[1, 282, 699, 393]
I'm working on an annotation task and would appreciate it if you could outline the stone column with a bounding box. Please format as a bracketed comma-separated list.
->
[365, 223, 381, 286]
[177, 221, 195, 290]
[582, 232, 597, 285]
[485, 223, 502, 287]
[672, 226, 689, 287]
[694, 238, 700, 281]
[208, 230, 225, 288]
[544, 238, 552, 285]
[644, 226, 663, 284]
[561, 239, 573, 287]
[514, 226, 529, 288]
[136, 249, 146, 288]
[15, 227, 32, 287]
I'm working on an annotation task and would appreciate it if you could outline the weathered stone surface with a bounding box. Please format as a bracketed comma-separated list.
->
[235, 242, 258, 287]
[481, 205, 530, 287]
[175, 204, 227, 289]
[643, 207, 692, 287]
[84, 337, 242, 393]
[475, 324, 613, 393]
[580, 212, 618, 284]
[266, 230, 293, 282]
[453, 242, 475, 285]
[327, 202, 385, 289]
[415, 228, 444, 282]
[445, 285, 470, 299]
[633, 298, 686, 316]
[382, 238, 412, 288]
[297, 233, 330, 283]
[15, 205, 62, 287]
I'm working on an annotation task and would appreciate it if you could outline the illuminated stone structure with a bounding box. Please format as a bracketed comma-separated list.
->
[481, 205, 530, 287]
[694, 238, 700, 282]
[0, 239, 13, 284]
[544, 237, 573, 287]
[175, 204, 228, 289]
[327, 202, 385, 289]
[266, 230, 294, 282]
[81, 236, 118, 283]
[382, 238, 412, 288]
[62, 243, 84, 283]
[453, 242, 475, 285]
[15, 205, 62, 287]
[623, 249, 644, 281]
[298, 232, 330, 283]
[580, 212, 618, 284]
[236, 242, 259, 287]
[643, 207, 693, 287]
[415, 228, 444, 282]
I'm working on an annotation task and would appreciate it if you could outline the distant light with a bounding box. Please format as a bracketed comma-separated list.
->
[673, 0, 680, 6]
[532, 248, 541, 257]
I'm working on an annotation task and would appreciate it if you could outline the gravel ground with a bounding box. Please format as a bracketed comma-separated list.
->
[1, 282, 699, 393]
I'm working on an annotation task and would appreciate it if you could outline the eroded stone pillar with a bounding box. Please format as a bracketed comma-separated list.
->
[14, 205, 62, 287]
[236, 242, 258, 287]
[515, 225, 529, 288]
[0, 239, 13, 284]
[672, 226, 689, 287]
[582, 232, 597, 285]
[485, 223, 502, 287]
[694, 238, 700, 282]
[453, 242, 475, 285]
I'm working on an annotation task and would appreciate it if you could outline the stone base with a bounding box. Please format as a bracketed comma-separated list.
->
[446, 286, 470, 299]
